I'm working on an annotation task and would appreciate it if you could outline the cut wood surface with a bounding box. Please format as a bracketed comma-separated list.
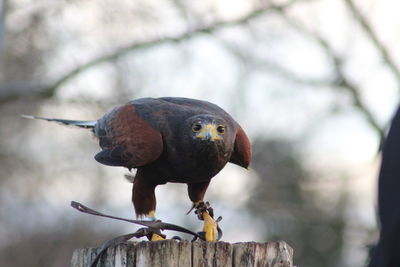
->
[71, 240, 293, 267]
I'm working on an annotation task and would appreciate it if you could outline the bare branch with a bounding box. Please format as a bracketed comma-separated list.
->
[0, 82, 46, 104]
[219, 39, 334, 87]
[271, 11, 385, 143]
[343, 0, 400, 89]
[32, 0, 303, 100]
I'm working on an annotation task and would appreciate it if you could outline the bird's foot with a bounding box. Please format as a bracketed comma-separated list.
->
[132, 227, 166, 241]
[149, 233, 166, 241]
[193, 201, 214, 219]
[193, 201, 218, 242]
[144, 212, 166, 241]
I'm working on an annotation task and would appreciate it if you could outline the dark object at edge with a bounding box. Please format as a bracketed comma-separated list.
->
[369, 105, 400, 267]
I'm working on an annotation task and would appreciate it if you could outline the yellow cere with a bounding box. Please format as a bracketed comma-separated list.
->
[196, 124, 222, 141]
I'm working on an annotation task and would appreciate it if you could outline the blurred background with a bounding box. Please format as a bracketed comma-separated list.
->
[0, 0, 399, 266]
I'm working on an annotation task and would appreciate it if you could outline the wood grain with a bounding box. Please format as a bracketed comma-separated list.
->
[71, 240, 293, 267]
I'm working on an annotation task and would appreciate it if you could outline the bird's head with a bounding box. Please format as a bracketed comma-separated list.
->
[187, 114, 228, 143]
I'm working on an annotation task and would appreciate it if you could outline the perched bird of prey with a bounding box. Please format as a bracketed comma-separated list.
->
[24, 97, 251, 241]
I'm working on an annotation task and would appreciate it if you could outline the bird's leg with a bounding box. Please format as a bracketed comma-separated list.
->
[146, 210, 165, 241]
[151, 232, 165, 241]
[193, 201, 218, 242]
[187, 182, 218, 241]
[132, 170, 165, 241]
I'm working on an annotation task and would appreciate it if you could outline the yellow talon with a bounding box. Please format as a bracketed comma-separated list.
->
[147, 210, 165, 241]
[202, 211, 217, 242]
[151, 233, 165, 241]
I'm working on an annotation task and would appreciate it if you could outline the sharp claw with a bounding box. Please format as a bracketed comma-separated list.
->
[192, 201, 215, 220]
[186, 203, 196, 215]
[189, 201, 220, 242]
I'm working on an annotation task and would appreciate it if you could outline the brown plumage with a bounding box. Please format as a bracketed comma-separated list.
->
[25, 97, 251, 218]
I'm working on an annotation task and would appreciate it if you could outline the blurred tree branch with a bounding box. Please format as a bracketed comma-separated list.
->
[0, 82, 44, 104]
[343, 0, 400, 88]
[275, 11, 386, 144]
[284, 15, 384, 141]
[0, 0, 306, 103]
[222, 7, 385, 145]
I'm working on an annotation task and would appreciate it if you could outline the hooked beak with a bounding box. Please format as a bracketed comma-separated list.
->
[196, 124, 221, 142]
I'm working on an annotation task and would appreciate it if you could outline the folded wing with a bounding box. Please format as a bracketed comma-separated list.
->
[94, 104, 163, 169]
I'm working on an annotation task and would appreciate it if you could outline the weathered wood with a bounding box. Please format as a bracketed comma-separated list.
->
[232, 241, 293, 267]
[135, 240, 191, 267]
[192, 241, 233, 267]
[71, 240, 293, 267]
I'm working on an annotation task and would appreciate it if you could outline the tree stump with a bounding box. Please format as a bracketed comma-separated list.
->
[71, 240, 293, 267]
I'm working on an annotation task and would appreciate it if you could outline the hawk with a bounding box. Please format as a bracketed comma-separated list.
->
[25, 97, 251, 241]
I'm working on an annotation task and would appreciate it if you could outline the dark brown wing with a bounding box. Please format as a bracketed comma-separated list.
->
[94, 104, 163, 169]
[229, 125, 251, 169]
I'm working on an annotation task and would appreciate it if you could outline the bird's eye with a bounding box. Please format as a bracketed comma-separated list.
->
[217, 125, 225, 134]
[192, 124, 202, 132]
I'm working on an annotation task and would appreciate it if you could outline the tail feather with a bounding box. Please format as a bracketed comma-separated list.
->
[21, 115, 96, 129]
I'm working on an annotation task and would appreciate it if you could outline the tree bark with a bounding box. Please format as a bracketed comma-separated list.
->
[71, 240, 293, 267]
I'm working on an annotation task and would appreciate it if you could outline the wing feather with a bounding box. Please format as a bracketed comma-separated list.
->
[229, 125, 251, 169]
[94, 104, 163, 169]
